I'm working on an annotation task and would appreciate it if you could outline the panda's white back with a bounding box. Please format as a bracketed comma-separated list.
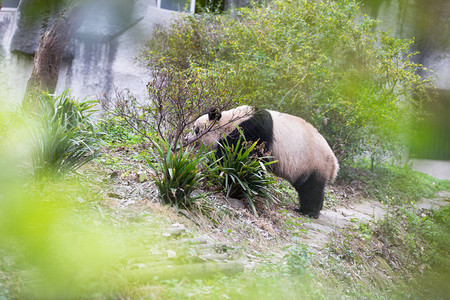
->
[268, 110, 338, 184]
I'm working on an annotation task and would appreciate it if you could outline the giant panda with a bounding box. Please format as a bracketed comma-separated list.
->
[186, 105, 339, 218]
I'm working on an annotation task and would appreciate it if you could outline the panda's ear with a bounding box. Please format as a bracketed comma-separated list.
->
[208, 107, 222, 121]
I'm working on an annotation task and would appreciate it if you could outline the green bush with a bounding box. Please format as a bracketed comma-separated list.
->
[145, 139, 208, 208]
[140, 0, 434, 165]
[207, 134, 277, 216]
[28, 91, 99, 179]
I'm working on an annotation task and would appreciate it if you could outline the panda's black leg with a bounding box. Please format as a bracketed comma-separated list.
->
[293, 172, 326, 219]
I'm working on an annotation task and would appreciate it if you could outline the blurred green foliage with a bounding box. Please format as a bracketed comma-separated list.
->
[140, 0, 435, 165]
[0, 110, 117, 298]
[410, 90, 450, 160]
[341, 160, 450, 205]
[0, 182, 118, 298]
[374, 206, 450, 298]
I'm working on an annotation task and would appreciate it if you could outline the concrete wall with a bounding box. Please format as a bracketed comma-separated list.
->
[0, 0, 176, 107]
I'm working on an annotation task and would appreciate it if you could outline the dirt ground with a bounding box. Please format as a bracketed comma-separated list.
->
[94, 154, 450, 262]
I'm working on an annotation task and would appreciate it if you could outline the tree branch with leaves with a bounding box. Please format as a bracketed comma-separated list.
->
[102, 68, 242, 151]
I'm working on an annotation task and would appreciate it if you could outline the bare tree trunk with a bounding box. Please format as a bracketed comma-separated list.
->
[23, 4, 83, 110]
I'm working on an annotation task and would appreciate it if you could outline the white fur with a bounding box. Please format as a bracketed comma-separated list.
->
[191, 106, 339, 184]
[190, 105, 254, 146]
[268, 110, 339, 184]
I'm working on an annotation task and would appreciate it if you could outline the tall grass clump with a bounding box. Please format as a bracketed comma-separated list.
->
[28, 90, 99, 179]
[145, 139, 208, 208]
[207, 134, 277, 216]
[140, 0, 435, 167]
[0, 112, 124, 298]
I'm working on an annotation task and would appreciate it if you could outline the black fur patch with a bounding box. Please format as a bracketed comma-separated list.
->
[217, 108, 274, 158]
[208, 107, 222, 121]
[293, 171, 326, 218]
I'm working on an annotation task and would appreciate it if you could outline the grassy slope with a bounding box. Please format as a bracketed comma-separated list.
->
[1, 125, 449, 299]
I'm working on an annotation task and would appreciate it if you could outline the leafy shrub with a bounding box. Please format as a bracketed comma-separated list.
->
[28, 90, 99, 179]
[207, 134, 276, 216]
[103, 69, 240, 150]
[140, 0, 435, 166]
[140, 16, 223, 71]
[145, 139, 208, 208]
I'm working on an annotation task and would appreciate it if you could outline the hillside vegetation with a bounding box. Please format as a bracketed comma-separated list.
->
[1, 0, 449, 299]
[140, 0, 434, 165]
[0, 115, 449, 298]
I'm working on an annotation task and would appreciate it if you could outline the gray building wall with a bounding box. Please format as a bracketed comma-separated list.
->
[0, 0, 179, 106]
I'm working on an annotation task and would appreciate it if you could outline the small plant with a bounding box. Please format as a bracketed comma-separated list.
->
[282, 244, 311, 277]
[97, 115, 144, 147]
[207, 133, 277, 216]
[145, 139, 208, 209]
[28, 90, 99, 179]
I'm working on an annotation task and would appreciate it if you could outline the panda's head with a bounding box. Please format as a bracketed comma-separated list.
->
[186, 106, 254, 148]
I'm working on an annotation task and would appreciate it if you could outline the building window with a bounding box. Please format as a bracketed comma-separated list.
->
[157, 0, 195, 13]
[2, 0, 20, 8]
